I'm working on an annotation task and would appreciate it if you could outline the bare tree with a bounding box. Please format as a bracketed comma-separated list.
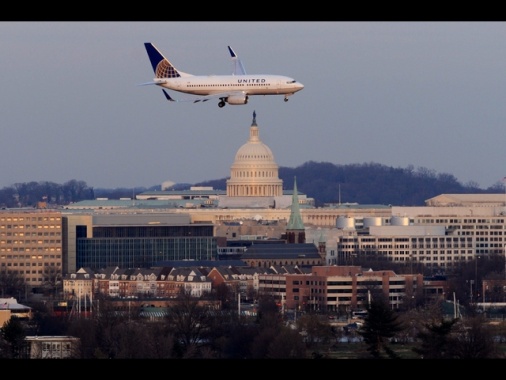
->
[451, 316, 504, 359]
[166, 290, 214, 358]
[267, 327, 306, 358]
[0, 270, 27, 300]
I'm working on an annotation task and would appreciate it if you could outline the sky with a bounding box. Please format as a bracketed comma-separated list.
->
[1, 21, 506, 190]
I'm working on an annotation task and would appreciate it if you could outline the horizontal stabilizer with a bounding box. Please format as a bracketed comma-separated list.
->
[162, 90, 176, 102]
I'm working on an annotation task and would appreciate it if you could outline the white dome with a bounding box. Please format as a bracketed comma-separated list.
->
[226, 114, 283, 197]
[234, 126, 276, 164]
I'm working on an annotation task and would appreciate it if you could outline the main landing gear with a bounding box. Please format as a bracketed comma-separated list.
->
[218, 99, 226, 108]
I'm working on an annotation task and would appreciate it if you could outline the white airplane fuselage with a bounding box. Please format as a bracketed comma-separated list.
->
[154, 75, 303, 96]
[143, 43, 304, 107]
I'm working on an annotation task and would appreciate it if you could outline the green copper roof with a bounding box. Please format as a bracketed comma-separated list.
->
[287, 177, 305, 231]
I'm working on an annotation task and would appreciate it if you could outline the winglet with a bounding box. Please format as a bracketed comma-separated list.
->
[228, 46, 238, 58]
[228, 46, 246, 75]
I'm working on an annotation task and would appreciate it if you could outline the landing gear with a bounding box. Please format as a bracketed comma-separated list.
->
[284, 97, 289, 102]
[218, 99, 226, 108]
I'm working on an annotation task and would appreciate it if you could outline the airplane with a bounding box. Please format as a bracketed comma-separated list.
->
[141, 42, 304, 108]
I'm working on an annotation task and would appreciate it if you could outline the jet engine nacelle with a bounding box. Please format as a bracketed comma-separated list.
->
[227, 95, 249, 105]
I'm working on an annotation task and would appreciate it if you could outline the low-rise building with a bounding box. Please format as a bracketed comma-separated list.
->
[24, 336, 80, 359]
[0, 297, 32, 323]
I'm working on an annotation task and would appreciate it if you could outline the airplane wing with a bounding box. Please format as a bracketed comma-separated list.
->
[162, 90, 209, 103]
[161, 89, 246, 104]
[228, 46, 246, 75]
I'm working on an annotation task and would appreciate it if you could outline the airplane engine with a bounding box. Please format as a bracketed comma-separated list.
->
[227, 95, 249, 105]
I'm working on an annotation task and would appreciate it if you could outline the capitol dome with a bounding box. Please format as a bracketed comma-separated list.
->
[226, 112, 283, 197]
[234, 128, 275, 162]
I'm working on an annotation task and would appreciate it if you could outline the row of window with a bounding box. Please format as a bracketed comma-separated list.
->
[0, 216, 61, 222]
[1, 263, 59, 267]
[0, 248, 61, 252]
[187, 83, 270, 88]
[1, 240, 61, 244]
[0, 225, 60, 229]
[1, 255, 61, 259]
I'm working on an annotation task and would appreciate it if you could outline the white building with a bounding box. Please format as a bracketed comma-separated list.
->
[25, 336, 80, 359]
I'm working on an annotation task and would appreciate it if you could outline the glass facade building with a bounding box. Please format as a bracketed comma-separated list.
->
[75, 224, 217, 270]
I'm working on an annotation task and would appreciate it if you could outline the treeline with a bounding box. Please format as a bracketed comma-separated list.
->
[1, 162, 504, 208]
[198, 161, 504, 206]
[0, 180, 95, 208]
[1, 291, 505, 359]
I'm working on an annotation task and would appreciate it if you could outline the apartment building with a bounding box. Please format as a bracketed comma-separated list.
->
[63, 262, 451, 316]
[63, 265, 212, 301]
[0, 209, 63, 292]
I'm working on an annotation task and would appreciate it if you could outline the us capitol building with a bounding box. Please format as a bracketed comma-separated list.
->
[65, 111, 506, 272]
[67, 111, 392, 236]
[2, 112, 506, 288]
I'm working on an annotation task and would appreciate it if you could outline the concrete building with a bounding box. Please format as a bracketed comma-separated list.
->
[24, 336, 80, 359]
[0, 210, 63, 292]
[258, 265, 424, 312]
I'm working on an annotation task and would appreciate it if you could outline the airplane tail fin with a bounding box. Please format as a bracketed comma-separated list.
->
[228, 46, 247, 75]
[144, 43, 191, 79]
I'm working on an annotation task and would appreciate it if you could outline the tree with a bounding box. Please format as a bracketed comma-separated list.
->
[255, 294, 282, 329]
[0, 271, 27, 300]
[267, 327, 306, 358]
[0, 318, 27, 358]
[451, 316, 503, 359]
[412, 318, 458, 359]
[212, 282, 236, 310]
[166, 290, 214, 358]
[42, 265, 62, 298]
[204, 310, 255, 359]
[358, 299, 404, 359]
[296, 313, 333, 350]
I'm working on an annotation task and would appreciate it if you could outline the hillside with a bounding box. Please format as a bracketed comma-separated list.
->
[195, 161, 503, 207]
[0, 162, 503, 208]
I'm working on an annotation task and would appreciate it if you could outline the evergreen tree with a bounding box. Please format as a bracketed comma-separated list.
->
[0, 318, 27, 358]
[358, 299, 404, 359]
[412, 318, 457, 359]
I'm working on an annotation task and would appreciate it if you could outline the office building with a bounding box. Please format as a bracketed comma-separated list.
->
[0, 210, 62, 292]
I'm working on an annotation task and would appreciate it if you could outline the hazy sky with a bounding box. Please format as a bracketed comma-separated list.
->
[2, 21, 506, 190]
